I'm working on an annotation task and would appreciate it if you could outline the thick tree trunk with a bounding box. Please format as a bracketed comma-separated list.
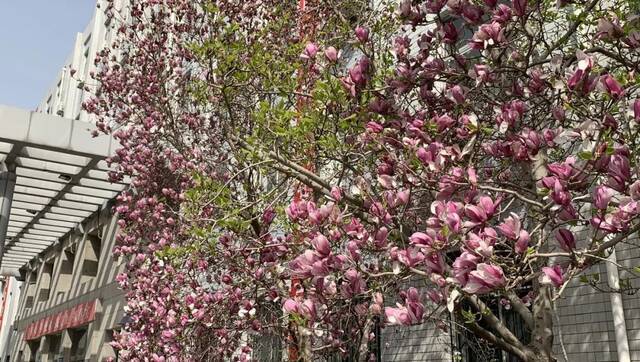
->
[525, 284, 556, 362]
[523, 145, 557, 362]
[357, 319, 373, 362]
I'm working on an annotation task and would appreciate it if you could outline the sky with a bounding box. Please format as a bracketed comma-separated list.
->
[0, 1, 97, 110]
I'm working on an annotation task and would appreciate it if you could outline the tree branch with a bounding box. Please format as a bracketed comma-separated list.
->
[466, 295, 527, 351]
[465, 319, 529, 361]
[542, 0, 600, 59]
[592, 222, 640, 256]
[506, 291, 534, 331]
[477, 184, 544, 209]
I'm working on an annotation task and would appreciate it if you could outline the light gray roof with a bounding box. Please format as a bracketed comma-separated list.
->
[0, 105, 126, 272]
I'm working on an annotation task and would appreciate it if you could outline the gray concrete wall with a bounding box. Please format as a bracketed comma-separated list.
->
[552, 262, 619, 361]
[382, 321, 452, 361]
[617, 239, 640, 361]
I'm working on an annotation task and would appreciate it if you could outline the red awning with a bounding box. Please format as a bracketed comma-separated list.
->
[24, 299, 97, 340]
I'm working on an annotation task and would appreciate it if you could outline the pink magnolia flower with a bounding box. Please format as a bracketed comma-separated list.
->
[441, 22, 459, 44]
[464, 196, 499, 226]
[355, 26, 369, 43]
[331, 186, 343, 201]
[464, 263, 506, 294]
[470, 63, 494, 84]
[630, 180, 640, 200]
[312, 234, 331, 257]
[550, 179, 571, 206]
[467, 167, 478, 185]
[554, 228, 576, 252]
[470, 22, 505, 49]
[397, 189, 410, 205]
[424, 252, 445, 274]
[410, 231, 434, 247]
[541, 266, 564, 288]
[384, 305, 412, 326]
[283, 299, 300, 314]
[308, 202, 334, 225]
[462, 3, 484, 23]
[161, 330, 176, 341]
[492, 4, 512, 23]
[286, 199, 309, 221]
[435, 114, 456, 132]
[426, 289, 445, 304]
[396, 247, 425, 268]
[300, 42, 318, 60]
[590, 213, 627, 233]
[596, 17, 624, 40]
[483, 0, 497, 7]
[514, 230, 530, 254]
[373, 227, 389, 248]
[620, 198, 639, 215]
[465, 232, 494, 257]
[367, 121, 384, 134]
[430, 200, 463, 234]
[547, 156, 578, 181]
[593, 185, 615, 209]
[600, 74, 625, 99]
[528, 69, 547, 93]
[448, 85, 466, 104]
[324, 46, 338, 62]
[608, 154, 630, 191]
[385, 288, 424, 326]
[347, 240, 361, 261]
[512, 0, 526, 17]
[465, 204, 488, 225]
[453, 251, 480, 285]
[567, 54, 593, 90]
[348, 64, 365, 86]
[299, 299, 317, 321]
[289, 250, 320, 279]
[497, 213, 522, 240]
[405, 287, 424, 320]
[558, 204, 578, 221]
[341, 269, 365, 298]
[633, 99, 640, 122]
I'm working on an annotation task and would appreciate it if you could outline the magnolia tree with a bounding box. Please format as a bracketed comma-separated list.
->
[87, 0, 640, 360]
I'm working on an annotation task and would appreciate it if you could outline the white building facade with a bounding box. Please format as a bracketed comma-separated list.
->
[1, 1, 129, 361]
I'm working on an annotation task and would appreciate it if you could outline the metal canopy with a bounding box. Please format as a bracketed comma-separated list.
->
[0, 105, 125, 273]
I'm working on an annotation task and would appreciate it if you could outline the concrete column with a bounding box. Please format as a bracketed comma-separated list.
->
[61, 329, 73, 361]
[0, 163, 17, 268]
[606, 249, 631, 362]
[37, 335, 50, 362]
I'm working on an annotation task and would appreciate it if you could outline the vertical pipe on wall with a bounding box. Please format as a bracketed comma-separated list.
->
[0, 163, 17, 268]
[605, 248, 631, 362]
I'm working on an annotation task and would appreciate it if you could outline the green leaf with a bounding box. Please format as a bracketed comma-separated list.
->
[461, 309, 476, 324]
[578, 151, 593, 160]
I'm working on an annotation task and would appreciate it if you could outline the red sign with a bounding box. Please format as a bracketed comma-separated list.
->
[24, 299, 97, 340]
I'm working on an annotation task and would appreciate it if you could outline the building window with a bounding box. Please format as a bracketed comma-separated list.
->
[46, 334, 62, 359]
[37, 262, 54, 303]
[27, 340, 39, 362]
[55, 249, 75, 298]
[105, 329, 121, 360]
[81, 228, 102, 285]
[24, 271, 37, 309]
[45, 95, 52, 114]
[70, 328, 88, 361]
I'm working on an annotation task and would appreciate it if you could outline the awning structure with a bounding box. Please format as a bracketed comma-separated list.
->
[0, 105, 125, 273]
